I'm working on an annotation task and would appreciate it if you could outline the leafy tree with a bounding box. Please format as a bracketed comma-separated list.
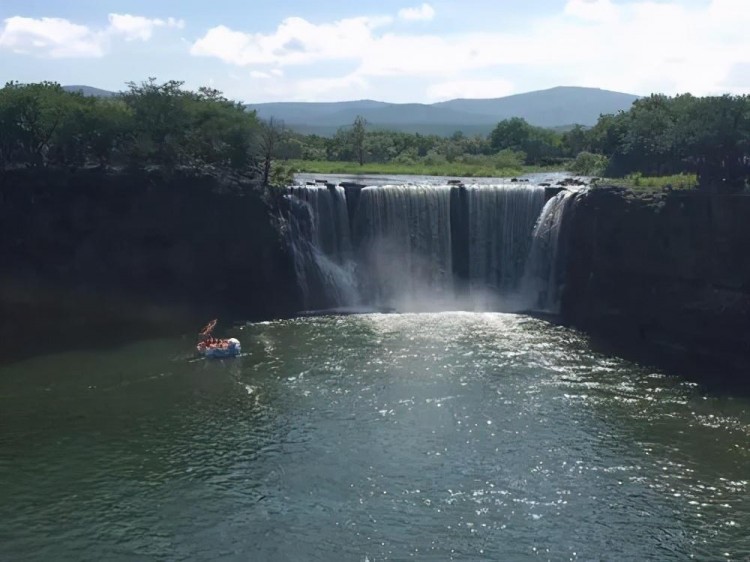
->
[0, 79, 264, 177]
[352, 115, 367, 165]
[0, 81, 78, 167]
[560, 125, 590, 157]
[489, 117, 562, 164]
[568, 151, 609, 176]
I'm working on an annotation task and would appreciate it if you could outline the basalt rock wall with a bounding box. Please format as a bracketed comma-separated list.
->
[560, 188, 750, 385]
[0, 168, 300, 361]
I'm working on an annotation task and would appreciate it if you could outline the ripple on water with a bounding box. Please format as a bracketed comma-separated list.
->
[1, 312, 749, 560]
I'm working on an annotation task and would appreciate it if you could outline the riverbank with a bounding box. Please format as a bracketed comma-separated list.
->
[285, 159, 566, 178]
[593, 173, 699, 193]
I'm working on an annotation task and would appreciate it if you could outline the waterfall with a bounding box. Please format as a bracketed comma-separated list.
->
[465, 184, 546, 294]
[285, 180, 580, 314]
[522, 189, 578, 313]
[286, 186, 359, 310]
[288, 185, 353, 262]
[354, 185, 453, 308]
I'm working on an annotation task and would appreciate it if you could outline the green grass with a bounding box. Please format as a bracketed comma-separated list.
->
[285, 159, 533, 178]
[594, 173, 698, 193]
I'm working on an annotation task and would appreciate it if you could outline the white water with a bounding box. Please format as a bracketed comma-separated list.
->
[522, 190, 578, 313]
[285, 186, 359, 310]
[289, 185, 352, 261]
[466, 184, 546, 294]
[355, 185, 453, 308]
[286, 182, 578, 313]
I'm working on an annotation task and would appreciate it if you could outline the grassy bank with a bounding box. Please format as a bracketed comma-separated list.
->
[284, 159, 564, 178]
[596, 173, 698, 193]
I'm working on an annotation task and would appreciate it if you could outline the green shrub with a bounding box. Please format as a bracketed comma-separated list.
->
[568, 151, 609, 176]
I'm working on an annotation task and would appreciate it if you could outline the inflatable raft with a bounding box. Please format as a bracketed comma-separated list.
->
[197, 337, 241, 358]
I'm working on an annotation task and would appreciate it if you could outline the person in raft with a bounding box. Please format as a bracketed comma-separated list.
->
[198, 319, 220, 347]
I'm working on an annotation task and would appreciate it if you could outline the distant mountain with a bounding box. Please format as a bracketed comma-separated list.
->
[434, 86, 639, 125]
[63, 85, 117, 97]
[61, 84, 639, 136]
[247, 86, 639, 136]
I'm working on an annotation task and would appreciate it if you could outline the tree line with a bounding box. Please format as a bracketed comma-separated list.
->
[0, 79, 290, 186]
[582, 94, 750, 191]
[274, 116, 565, 171]
[284, 94, 750, 192]
[1, 79, 747, 192]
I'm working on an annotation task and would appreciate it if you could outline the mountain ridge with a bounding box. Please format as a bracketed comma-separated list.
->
[246, 86, 639, 135]
[62, 85, 639, 136]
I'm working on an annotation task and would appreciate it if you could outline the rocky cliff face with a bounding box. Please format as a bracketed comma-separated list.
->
[0, 168, 300, 361]
[560, 187, 750, 386]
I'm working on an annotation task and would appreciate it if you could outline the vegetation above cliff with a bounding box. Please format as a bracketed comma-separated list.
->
[0, 79, 268, 179]
[273, 94, 750, 192]
[586, 94, 750, 192]
[3, 80, 748, 192]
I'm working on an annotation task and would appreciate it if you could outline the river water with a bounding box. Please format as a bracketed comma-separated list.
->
[294, 171, 577, 186]
[1, 313, 749, 561]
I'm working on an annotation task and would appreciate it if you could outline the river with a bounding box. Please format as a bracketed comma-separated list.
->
[293, 171, 577, 186]
[1, 313, 748, 560]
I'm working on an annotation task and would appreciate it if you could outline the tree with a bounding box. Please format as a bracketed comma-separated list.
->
[0, 78, 264, 175]
[561, 125, 590, 157]
[489, 117, 562, 165]
[120, 78, 260, 172]
[258, 117, 286, 186]
[584, 93, 749, 190]
[0, 81, 78, 167]
[352, 115, 367, 165]
[489, 117, 534, 153]
[677, 95, 750, 191]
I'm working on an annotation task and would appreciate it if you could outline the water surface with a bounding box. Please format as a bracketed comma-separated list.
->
[1, 313, 749, 560]
[294, 171, 576, 186]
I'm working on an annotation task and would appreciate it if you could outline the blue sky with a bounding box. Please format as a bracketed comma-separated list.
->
[0, 0, 747, 103]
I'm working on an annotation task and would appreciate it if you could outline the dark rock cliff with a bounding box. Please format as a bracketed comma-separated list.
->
[560, 187, 750, 386]
[0, 168, 301, 362]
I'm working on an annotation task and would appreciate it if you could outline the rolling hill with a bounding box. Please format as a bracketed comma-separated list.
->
[62, 85, 639, 136]
[246, 86, 639, 136]
[62, 85, 117, 97]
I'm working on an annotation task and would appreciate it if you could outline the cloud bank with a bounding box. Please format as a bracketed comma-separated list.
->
[1, 1, 748, 103]
[187, 0, 750, 101]
[0, 13, 184, 58]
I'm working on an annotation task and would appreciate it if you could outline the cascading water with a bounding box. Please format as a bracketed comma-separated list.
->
[289, 185, 353, 261]
[285, 181, 580, 314]
[285, 186, 359, 310]
[354, 185, 453, 308]
[522, 189, 579, 313]
[465, 184, 546, 294]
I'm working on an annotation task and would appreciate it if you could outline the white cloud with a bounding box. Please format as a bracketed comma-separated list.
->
[398, 3, 436, 22]
[0, 13, 184, 58]
[564, 0, 619, 22]
[0, 16, 104, 58]
[190, 16, 388, 66]
[5, 1, 747, 101]
[191, 0, 750, 100]
[107, 14, 184, 42]
[427, 79, 515, 102]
